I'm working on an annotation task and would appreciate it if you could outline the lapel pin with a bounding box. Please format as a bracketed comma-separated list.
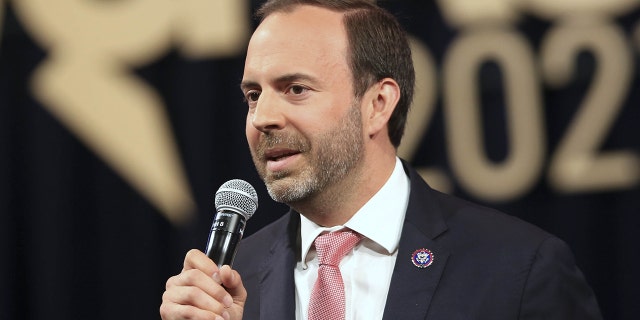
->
[411, 248, 434, 268]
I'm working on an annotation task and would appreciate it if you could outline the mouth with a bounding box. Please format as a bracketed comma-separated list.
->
[263, 148, 302, 172]
[264, 148, 300, 162]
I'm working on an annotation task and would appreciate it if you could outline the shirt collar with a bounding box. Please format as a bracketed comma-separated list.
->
[299, 157, 410, 265]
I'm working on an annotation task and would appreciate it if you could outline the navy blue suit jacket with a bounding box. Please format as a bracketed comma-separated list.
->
[233, 162, 602, 319]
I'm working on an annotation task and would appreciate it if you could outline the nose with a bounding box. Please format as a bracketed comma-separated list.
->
[250, 90, 285, 132]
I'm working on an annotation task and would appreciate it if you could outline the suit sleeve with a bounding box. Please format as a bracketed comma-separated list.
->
[518, 236, 603, 320]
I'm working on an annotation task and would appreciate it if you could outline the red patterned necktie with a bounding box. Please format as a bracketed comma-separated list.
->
[308, 230, 362, 320]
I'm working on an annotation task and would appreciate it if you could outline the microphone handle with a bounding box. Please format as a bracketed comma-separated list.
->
[205, 210, 246, 267]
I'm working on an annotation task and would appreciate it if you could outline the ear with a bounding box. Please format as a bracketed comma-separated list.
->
[362, 78, 400, 139]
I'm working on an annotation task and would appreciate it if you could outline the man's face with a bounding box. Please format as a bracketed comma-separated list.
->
[241, 5, 365, 204]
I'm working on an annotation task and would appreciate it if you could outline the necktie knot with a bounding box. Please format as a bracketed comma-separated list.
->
[314, 230, 362, 267]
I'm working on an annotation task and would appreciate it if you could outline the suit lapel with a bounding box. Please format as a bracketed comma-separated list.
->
[258, 211, 299, 320]
[382, 162, 450, 319]
[382, 224, 449, 319]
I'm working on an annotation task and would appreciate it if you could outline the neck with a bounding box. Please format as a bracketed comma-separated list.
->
[291, 152, 397, 227]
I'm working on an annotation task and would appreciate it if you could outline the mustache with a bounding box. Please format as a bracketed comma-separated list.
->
[256, 132, 310, 155]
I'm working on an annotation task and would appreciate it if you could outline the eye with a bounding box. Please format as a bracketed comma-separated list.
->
[287, 85, 309, 95]
[244, 90, 261, 103]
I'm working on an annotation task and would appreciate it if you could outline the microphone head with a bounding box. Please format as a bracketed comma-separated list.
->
[215, 179, 258, 220]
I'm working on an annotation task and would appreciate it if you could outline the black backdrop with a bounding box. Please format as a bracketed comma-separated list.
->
[1, 1, 638, 319]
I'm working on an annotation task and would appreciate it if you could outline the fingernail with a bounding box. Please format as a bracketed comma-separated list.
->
[223, 294, 233, 308]
[212, 271, 221, 284]
[223, 311, 231, 320]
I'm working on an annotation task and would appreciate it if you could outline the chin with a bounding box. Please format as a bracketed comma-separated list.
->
[266, 176, 312, 204]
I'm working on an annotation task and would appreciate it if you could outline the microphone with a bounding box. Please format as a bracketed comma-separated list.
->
[205, 179, 258, 267]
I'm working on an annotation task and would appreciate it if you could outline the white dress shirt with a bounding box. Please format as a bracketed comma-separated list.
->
[294, 157, 411, 320]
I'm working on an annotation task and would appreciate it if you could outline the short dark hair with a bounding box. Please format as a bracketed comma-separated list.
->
[256, 0, 415, 148]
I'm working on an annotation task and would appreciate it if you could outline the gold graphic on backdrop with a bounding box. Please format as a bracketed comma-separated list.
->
[12, 0, 249, 224]
[431, 0, 639, 200]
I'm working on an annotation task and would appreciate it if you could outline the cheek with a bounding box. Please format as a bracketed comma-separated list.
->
[245, 118, 258, 147]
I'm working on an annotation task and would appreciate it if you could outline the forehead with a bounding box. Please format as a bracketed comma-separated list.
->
[244, 5, 350, 81]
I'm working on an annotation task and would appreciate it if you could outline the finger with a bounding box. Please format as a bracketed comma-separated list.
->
[219, 265, 248, 306]
[159, 301, 223, 320]
[182, 249, 218, 276]
[162, 284, 229, 316]
[168, 269, 234, 309]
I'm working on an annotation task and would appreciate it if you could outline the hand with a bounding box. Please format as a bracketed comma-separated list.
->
[160, 249, 247, 320]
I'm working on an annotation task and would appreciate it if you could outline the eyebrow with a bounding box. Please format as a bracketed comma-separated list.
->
[239, 80, 259, 92]
[275, 73, 319, 85]
[240, 73, 320, 91]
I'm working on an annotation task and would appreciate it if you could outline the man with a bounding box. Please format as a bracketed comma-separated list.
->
[160, 1, 602, 319]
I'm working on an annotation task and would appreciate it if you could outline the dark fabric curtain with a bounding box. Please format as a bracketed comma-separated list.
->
[1, 1, 638, 319]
